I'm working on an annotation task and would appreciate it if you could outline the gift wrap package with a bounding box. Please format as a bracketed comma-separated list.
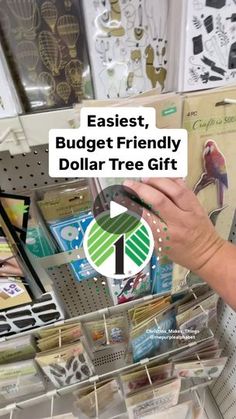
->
[173, 87, 236, 291]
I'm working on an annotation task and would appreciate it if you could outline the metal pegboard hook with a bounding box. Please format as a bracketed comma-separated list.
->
[50, 394, 55, 419]
[215, 98, 236, 106]
[223, 98, 236, 105]
[94, 381, 99, 419]
[103, 313, 110, 346]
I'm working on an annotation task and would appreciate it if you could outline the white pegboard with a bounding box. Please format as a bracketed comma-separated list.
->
[207, 210, 236, 419]
[47, 265, 113, 317]
[0, 145, 71, 192]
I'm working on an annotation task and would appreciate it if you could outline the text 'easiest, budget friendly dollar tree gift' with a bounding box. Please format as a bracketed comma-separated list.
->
[173, 87, 236, 293]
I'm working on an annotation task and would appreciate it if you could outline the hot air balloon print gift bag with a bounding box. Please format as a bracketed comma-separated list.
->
[0, 0, 93, 112]
[172, 87, 236, 293]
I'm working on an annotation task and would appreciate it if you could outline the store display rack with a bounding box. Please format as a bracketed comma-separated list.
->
[0, 145, 236, 419]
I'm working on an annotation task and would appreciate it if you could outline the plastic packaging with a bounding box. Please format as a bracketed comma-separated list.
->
[82, 0, 169, 98]
[0, 0, 94, 112]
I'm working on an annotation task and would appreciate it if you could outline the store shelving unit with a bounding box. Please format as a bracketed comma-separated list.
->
[0, 137, 236, 418]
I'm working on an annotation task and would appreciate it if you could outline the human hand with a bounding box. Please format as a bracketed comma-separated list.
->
[123, 178, 226, 274]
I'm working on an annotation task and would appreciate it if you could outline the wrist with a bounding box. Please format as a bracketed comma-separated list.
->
[194, 238, 228, 279]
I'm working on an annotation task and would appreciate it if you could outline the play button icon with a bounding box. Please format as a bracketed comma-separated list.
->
[92, 184, 144, 235]
[110, 201, 127, 219]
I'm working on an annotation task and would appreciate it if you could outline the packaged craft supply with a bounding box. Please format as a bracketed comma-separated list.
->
[0, 192, 31, 243]
[0, 200, 45, 298]
[35, 180, 95, 282]
[174, 356, 227, 379]
[121, 363, 174, 396]
[125, 378, 181, 419]
[36, 322, 85, 352]
[0, 236, 23, 278]
[0, 277, 32, 310]
[108, 265, 152, 305]
[144, 400, 201, 419]
[49, 210, 96, 282]
[173, 87, 236, 292]
[82, 0, 169, 98]
[0, 42, 22, 118]
[74, 379, 125, 419]
[0, 359, 45, 403]
[168, 0, 236, 92]
[151, 253, 173, 295]
[26, 201, 55, 259]
[0, 0, 93, 112]
[128, 296, 171, 326]
[77, 92, 183, 131]
[0, 334, 36, 364]
[36, 342, 94, 388]
[0, 291, 65, 337]
[170, 337, 219, 362]
[35, 180, 91, 223]
[85, 316, 128, 350]
[176, 293, 219, 333]
[131, 305, 177, 363]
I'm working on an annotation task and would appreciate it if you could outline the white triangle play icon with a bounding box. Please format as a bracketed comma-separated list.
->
[110, 201, 128, 219]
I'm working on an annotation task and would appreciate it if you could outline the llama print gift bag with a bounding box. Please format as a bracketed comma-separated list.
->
[82, 0, 169, 98]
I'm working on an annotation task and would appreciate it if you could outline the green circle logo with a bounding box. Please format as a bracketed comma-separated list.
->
[83, 211, 154, 279]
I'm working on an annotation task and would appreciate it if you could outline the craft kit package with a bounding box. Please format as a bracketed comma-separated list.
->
[0, 0, 93, 112]
[168, 0, 236, 91]
[49, 211, 96, 282]
[36, 341, 94, 388]
[108, 265, 152, 305]
[77, 92, 183, 130]
[0, 42, 22, 118]
[35, 180, 96, 282]
[0, 359, 45, 404]
[74, 379, 126, 419]
[82, 0, 169, 98]
[172, 87, 236, 292]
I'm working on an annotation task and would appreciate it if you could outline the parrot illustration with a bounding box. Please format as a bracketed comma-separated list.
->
[194, 140, 228, 207]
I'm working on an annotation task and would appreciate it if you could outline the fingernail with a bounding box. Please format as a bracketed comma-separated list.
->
[141, 178, 150, 183]
[123, 180, 134, 188]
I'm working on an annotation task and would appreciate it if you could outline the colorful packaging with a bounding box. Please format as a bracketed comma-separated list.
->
[49, 211, 96, 282]
[151, 254, 173, 295]
[85, 316, 128, 350]
[131, 306, 177, 363]
[0, 277, 32, 310]
[173, 87, 236, 292]
[108, 265, 151, 305]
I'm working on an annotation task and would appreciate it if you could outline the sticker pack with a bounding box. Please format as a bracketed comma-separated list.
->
[82, 0, 169, 98]
[170, 0, 236, 91]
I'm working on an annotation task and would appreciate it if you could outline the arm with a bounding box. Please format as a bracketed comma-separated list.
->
[123, 178, 236, 310]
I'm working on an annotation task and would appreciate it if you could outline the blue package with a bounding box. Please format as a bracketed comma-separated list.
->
[132, 307, 176, 363]
[50, 212, 96, 282]
[151, 254, 173, 295]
